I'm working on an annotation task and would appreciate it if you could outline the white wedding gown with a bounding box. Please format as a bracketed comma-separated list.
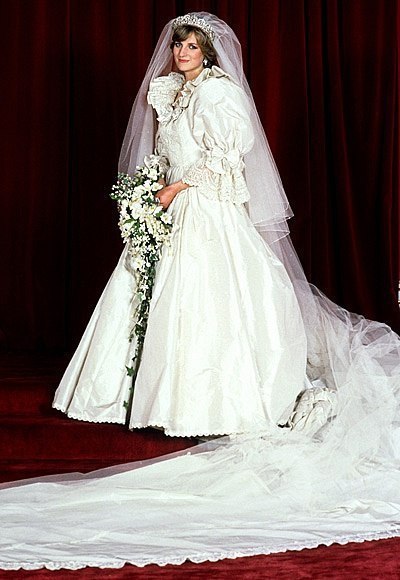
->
[53, 67, 309, 436]
[1, 67, 400, 571]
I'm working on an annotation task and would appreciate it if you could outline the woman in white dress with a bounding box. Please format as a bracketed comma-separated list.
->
[52, 14, 322, 436]
[1, 12, 400, 571]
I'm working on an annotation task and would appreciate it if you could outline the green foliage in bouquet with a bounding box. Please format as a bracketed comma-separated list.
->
[110, 155, 173, 418]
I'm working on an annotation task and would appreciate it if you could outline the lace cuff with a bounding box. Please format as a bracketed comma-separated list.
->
[181, 150, 250, 204]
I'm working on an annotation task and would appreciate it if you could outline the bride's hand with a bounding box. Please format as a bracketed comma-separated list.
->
[155, 180, 188, 209]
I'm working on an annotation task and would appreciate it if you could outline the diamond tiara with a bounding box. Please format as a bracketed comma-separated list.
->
[172, 14, 215, 41]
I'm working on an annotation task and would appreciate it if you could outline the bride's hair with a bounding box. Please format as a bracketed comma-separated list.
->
[170, 25, 218, 68]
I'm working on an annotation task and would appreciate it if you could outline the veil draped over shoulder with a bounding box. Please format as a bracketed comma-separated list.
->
[0, 12, 400, 571]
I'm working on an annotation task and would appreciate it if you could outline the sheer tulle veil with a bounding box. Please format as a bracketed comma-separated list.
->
[117, 12, 400, 474]
[0, 12, 399, 571]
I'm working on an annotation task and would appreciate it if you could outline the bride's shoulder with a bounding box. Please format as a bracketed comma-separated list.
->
[147, 72, 185, 124]
[151, 72, 184, 89]
[147, 72, 184, 105]
[195, 66, 247, 105]
[197, 66, 232, 89]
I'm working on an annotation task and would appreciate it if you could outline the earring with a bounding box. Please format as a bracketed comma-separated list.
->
[203, 58, 208, 66]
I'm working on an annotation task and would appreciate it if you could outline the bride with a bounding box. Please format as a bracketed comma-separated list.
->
[53, 12, 310, 436]
[1, 12, 400, 571]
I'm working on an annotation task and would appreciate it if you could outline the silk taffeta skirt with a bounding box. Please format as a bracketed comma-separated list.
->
[54, 185, 308, 436]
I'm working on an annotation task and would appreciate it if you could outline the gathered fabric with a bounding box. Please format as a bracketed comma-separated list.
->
[149, 67, 253, 204]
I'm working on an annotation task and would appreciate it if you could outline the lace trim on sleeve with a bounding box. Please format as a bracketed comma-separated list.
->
[181, 152, 250, 204]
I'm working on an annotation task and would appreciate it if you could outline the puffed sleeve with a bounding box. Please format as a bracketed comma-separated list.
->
[181, 78, 254, 204]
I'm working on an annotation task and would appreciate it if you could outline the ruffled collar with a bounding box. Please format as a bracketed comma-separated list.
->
[176, 66, 229, 110]
[147, 66, 230, 125]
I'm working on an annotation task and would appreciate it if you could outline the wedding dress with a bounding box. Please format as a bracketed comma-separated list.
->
[53, 66, 309, 436]
[1, 12, 400, 572]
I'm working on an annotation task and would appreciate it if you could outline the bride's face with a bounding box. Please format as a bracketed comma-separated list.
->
[172, 32, 204, 81]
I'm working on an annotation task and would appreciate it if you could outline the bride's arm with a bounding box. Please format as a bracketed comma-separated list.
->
[180, 79, 254, 205]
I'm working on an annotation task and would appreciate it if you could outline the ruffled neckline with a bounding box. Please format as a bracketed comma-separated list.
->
[175, 65, 230, 109]
[147, 66, 230, 125]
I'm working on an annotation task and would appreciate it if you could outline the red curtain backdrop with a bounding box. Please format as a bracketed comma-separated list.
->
[0, 0, 399, 353]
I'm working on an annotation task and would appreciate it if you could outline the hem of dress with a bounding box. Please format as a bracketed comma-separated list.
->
[129, 421, 245, 438]
[52, 403, 125, 425]
[1, 527, 399, 570]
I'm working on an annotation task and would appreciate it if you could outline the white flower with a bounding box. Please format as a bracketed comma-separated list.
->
[147, 168, 158, 181]
[110, 157, 173, 364]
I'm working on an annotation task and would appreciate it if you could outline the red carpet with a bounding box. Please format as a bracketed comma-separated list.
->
[0, 353, 399, 578]
[0, 354, 194, 483]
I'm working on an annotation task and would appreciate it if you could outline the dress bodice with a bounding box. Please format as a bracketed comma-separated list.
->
[147, 66, 254, 204]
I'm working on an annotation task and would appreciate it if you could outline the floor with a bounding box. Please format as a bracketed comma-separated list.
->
[0, 353, 399, 579]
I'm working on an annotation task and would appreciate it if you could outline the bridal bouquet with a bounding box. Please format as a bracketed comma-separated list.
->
[110, 155, 173, 407]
